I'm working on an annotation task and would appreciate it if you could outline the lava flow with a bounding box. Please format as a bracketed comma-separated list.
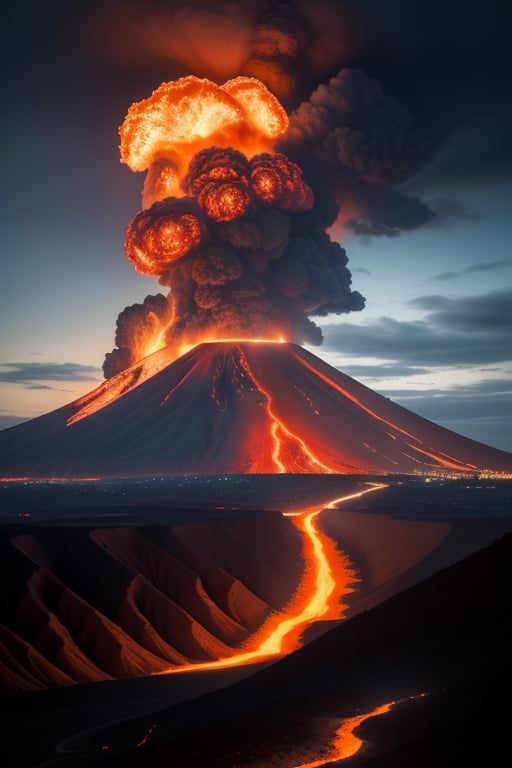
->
[293, 693, 429, 768]
[236, 346, 337, 473]
[159, 483, 386, 676]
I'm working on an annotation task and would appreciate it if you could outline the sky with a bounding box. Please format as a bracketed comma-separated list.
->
[1, 0, 511, 453]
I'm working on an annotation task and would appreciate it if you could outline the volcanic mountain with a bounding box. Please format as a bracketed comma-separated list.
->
[0, 342, 510, 478]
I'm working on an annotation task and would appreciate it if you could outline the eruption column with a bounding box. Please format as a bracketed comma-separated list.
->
[105, 73, 365, 375]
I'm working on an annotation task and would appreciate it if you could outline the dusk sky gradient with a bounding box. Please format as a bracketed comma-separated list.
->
[2, 0, 511, 452]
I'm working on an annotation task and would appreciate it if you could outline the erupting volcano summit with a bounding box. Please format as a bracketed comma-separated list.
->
[2, 71, 508, 481]
[0, 341, 510, 478]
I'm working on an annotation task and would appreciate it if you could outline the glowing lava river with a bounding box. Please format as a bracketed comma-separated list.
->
[159, 482, 387, 676]
[53, 480, 405, 765]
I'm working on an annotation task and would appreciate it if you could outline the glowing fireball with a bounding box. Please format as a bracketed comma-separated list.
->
[119, 75, 289, 188]
[250, 153, 314, 212]
[125, 198, 206, 276]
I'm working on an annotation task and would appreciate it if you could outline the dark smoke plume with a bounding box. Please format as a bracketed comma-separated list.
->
[103, 142, 364, 376]
[102, 3, 435, 376]
[281, 68, 434, 235]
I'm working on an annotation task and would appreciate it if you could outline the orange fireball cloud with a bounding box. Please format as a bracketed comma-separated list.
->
[119, 75, 288, 209]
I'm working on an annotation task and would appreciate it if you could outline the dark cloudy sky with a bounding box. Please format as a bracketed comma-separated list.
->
[1, 0, 511, 453]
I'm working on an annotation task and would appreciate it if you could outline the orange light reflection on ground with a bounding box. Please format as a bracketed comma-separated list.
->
[293, 693, 429, 768]
[295, 703, 395, 768]
[158, 483, 386, 676]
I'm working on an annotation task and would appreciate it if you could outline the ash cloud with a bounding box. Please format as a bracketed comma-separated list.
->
[103, 68, 369, 376]
[102, 2, 440, 376]
[281, 68, 434, 236]
[104, 150, 364, 375]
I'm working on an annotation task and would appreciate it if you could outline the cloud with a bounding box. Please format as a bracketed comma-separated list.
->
[421, 196, 481, 228]
[381, 377, 512, 400]
[432, 272, 459, 282]
[466, 259, 511, 274]
[433, 260, 511, 281]
[409, 289, 512, 333]
[0, 416, 31, 431]
[322, 317, 510, 366]
[284, 68, 435, 237]
[0, 362, 102, 385]
[339, 363, 430, 378]
[322, 288, 512, 366]
[376, 380, 512, 453]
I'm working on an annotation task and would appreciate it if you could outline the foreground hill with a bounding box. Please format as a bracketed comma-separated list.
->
[0, 342, 510, 476]
[2, 509, 510, 767]
[90, 531, 512, 767]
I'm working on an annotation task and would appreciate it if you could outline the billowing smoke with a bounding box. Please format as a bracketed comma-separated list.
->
[103, 74, 365, 376]
[96, 1, 431, 238]
[103, 293, 172, 378]
[281, 68, 434, 235]
[240, 2, 313, 108]
[102, 2, 433, 377]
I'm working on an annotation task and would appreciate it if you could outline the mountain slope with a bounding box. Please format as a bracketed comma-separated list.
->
[0, 342, 510, 477]
[0, 512, 304, 693]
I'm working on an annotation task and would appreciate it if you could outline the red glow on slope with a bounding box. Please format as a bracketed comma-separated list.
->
[296, 352, 481, 472]
[136, 723, 157, 749]
[237, 347, 336, 473]
[57, 341, 512, 476]
[299, 355, 419, 440]
[178, 334, 287, 358]
[403, 441, 478, 471]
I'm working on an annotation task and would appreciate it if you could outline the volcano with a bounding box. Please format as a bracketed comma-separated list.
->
[0, 342, 510, 478]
